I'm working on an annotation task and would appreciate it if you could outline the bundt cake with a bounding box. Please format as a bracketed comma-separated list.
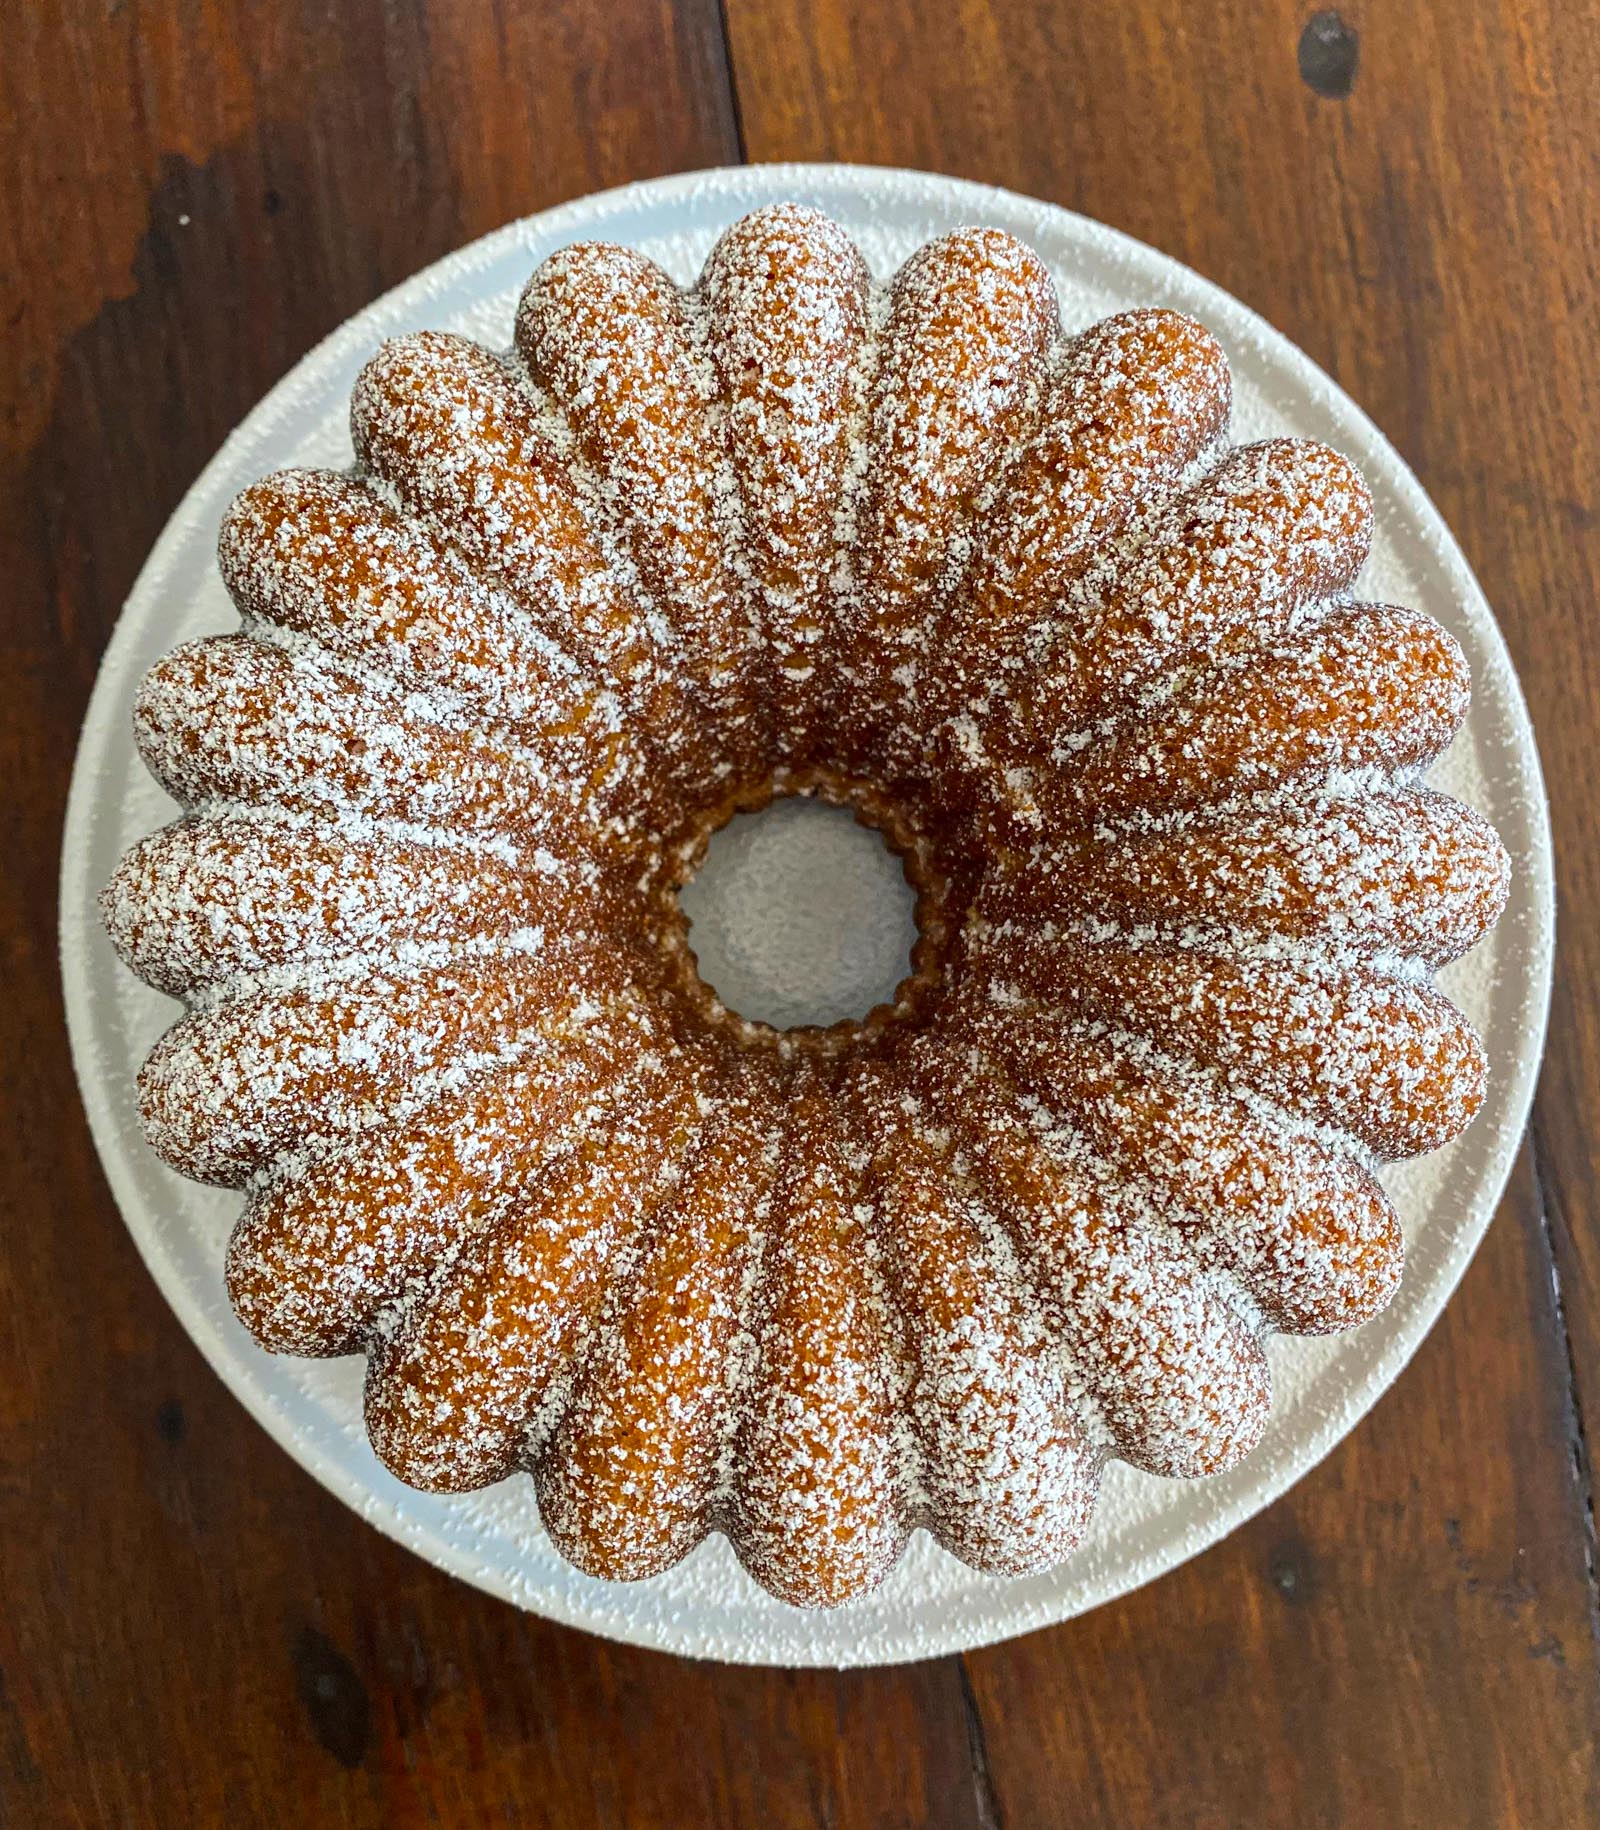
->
[102, 204, 1510, 1608]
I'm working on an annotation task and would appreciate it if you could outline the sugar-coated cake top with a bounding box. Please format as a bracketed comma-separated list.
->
[102, 204, 1508, 1608]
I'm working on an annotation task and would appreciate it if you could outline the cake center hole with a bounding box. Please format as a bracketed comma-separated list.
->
[678, 795, 921, 1031]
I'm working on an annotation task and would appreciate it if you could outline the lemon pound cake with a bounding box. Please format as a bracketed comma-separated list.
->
[102, 204, 1509, 1608]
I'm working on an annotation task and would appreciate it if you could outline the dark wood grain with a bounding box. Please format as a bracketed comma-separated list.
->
[4, 0, 1598, 1824]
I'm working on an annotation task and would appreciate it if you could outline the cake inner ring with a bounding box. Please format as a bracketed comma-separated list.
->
[658, 769, 960, 1056]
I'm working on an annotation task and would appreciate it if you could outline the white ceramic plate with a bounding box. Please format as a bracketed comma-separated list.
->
[61, 165, 1554, 1668]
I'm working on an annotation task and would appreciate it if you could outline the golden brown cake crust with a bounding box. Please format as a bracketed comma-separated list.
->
[103, 203, 1509, 1608]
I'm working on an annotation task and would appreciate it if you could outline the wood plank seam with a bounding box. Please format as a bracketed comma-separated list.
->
[1530, 1119, 1600, 1657]
[958, 1656, 1004, 1830]
[712, 0, 750, 161]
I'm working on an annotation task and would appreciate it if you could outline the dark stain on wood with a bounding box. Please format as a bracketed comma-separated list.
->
[1267, 1535, 1320, 1608]
[1298, 10, 1360, 98]
[291, 1627, 372, 1770]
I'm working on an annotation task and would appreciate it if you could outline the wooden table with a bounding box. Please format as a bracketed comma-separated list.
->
[5, 3, 1598, 1823]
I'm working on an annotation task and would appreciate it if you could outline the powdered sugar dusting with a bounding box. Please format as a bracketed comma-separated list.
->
[99, 200, 1512, 1616]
